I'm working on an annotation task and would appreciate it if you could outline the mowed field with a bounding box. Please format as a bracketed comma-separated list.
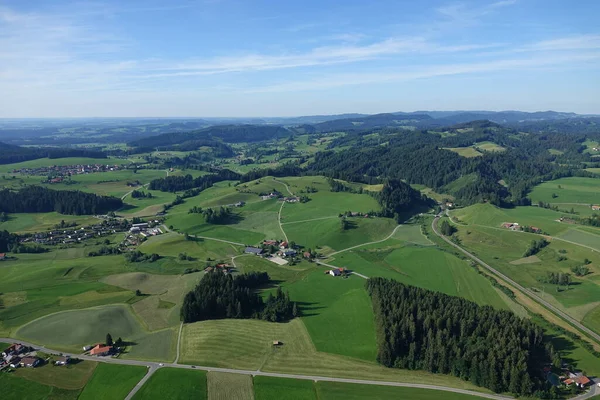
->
[179, 319, 493, 393]
[132, 368, 208, 400]
[444, 147, 482, 158]
[16, 304, 176, 360]
[528, 177, 600, 205]
[79, 363, 147, 400]
[0, 212, 98, 233]
[208, 372, 254, 400]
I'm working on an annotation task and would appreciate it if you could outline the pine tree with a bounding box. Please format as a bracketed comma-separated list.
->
[106, 333, 113, 346]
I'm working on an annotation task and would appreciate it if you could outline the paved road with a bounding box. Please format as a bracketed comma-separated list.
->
[277, 200, 289, 242]
[328, 224, 402, 257]
[432, 214, 600, 344]
[0, 338, 512, 400]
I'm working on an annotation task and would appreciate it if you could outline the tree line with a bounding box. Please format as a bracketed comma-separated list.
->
[149, 169, 240, 192]
[0, 143, 107, 165]
[0, 186, 123, 215]
[180, 271, 297, 323]
[366, 278, 554, 396]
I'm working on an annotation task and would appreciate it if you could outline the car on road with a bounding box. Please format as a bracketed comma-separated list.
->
[159, 363, 164, 366]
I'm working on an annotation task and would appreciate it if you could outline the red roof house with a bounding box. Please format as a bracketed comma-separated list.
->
[90, 344, 113, 356]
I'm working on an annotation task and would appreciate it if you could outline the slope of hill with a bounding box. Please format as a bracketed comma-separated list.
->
[312, 113, 433, 132]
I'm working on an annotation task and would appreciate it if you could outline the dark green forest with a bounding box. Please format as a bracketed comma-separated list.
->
[181, 271, 297, 323]
[0, 186, 123, 215]
[366, 278, 555, 396]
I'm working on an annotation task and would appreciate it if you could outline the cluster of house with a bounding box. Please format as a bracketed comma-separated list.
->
[12, 163, 125, 179]
[22, 219, 131, 246]
[1, 343, 39, 368]
[121, 221, 163, 250]
[501, 222, 541, 233]
[204, 263, 232, 274]
[281, 196, 300, 203]
[261, 192, 280, 200]
[342, 211, 370, 218]
[245, 240, 305, 259]
[560, 370, 592, 388]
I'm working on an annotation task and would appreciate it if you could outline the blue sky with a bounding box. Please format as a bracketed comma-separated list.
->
[1, 0, 599, 117]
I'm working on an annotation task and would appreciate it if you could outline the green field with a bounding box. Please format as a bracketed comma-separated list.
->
[208, 372, 254, 400]
[15, 359, 97, 390]
[284, 217, 397, 253]
[180, 319, 493, 392]
[474, 141, 506, 152]
[0, 212, 98, 233]
[444, 147, 482, 158]
[254, 376, 315, 400]
[528, 177, 600, 205]
[315, 381, 488, 400]
[132, 368, 207, 400]
[78, 363, 147, 400]
[140, 232, 242, 261]
[284, 270, 377, 361]
[0, 372, 78, 400]
[16, 304, 175, 360]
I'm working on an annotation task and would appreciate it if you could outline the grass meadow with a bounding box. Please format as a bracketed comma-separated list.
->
[528, 177, 600, 205]
[132, 368, 207, 400]
[179, 319, 494, 393]
[254, 376, 315, 400]
[78, 363, 147, 400]
[444, 147, 483, 158]
[207, 372, 254, 400]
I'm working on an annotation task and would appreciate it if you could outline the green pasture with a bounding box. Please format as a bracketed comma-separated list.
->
[281, 191, 380, 223]
[132, 368, 207, 400]
[234, 255, 315, 285]
[474, 141, 505, 152]
[528, 177, 600, 205]
[254, 376, 315, 400]
[587, 168, 600, 175]
[79, 363, 147, 400]
[140, 232, 242, 261]
[0, 372, 79, 400]
[283, 217, 397, 252]
[443, 147, 482, 158]
[443, 173, 478, 193]
[451, 203, 571, 236]
[16, 304, 175, 360]
[180, 319, 489, 392]
[283, 270, 377, 361]
[316, 381, 489, 399]
[0, 212, 98, 233]
[329, 244, 508, 311]
[558, 229, 600, 251]
[14, 359, 97, 391]
[452, 224, 600, 312]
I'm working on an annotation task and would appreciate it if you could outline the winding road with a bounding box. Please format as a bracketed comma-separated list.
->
[432, 213, 600, 344]
[328, 224, 403, 257]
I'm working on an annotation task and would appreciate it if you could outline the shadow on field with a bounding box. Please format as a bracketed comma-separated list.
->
[296, 301, 325, 317]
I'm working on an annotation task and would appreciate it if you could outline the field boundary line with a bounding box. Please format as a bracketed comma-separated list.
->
[281, 215, 339, 225]
[174, 321, 183, 364]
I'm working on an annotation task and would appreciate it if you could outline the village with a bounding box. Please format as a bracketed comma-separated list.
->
[9, 163, 128, 181]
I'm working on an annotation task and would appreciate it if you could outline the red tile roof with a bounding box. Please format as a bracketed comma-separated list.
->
[90, 345, 112, 355]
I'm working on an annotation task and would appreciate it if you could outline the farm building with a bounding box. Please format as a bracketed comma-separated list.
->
[328, 268, 344, 277]
[279, 241, 289, 249]
[245, 247, 263, 255]
[9, 357, 22, 368]
[2, 343, 24, 357]
[281, 249, 297, 258]
[20, 356, 41, 368]
[0, 253, 5, 260]
[592, 205, 600, 211]
[55, 356, 70, 366]
[272, 341, 283, 346]
[90, 344, 113, 356]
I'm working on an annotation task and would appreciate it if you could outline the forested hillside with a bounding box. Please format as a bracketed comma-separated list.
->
[0, 143, 107, 165]
[366, 278, 554, 396]
[0, 186, 123, 215]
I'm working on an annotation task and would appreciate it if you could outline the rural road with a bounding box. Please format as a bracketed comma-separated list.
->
[0, 338, 514, 400]
[432, 213, 600, 344]
[121, 183, 149, 201]
[273, 178, 293, 242]
[328, 224, 403, 257]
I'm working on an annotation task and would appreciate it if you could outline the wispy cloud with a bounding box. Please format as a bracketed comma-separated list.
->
[243, 52, 600, 93]
[436, 0, 517, 26]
